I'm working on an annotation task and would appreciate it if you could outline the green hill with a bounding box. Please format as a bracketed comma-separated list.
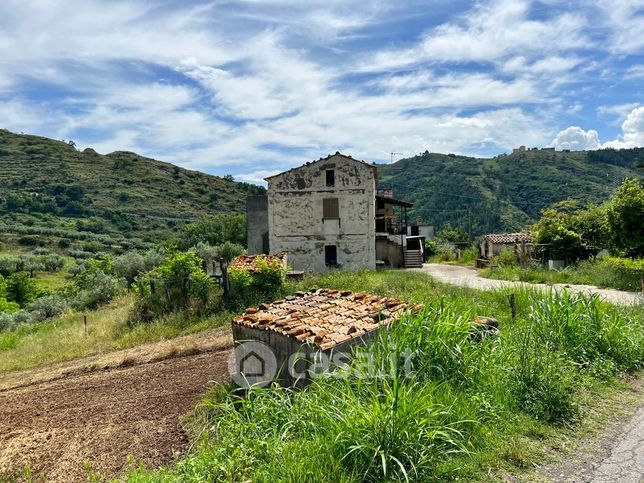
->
[378, 148, 644, 236]
[0, 129, 264, 251]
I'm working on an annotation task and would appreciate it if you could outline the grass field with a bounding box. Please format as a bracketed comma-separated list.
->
[0, 293, 238, 374]
[481, 260, 642, 292]
[122, 270, 644, 482]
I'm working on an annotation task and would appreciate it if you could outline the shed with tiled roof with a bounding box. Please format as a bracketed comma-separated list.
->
[480, 232, 533, 259]
[231, 288, 420, 387]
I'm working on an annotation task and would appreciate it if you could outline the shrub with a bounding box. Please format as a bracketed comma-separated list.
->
[114, 251, 146, 286]
[42, 254, 65, 272]
[0, 257, 18, 276]
[6, 272, 39, 306]
[424, 239, 438, 257]
[229, 255, 286, 297]
[0, 298, 20, 315]
[27, 295, 69, 321]
[58, 238, 72, 249]
[74, 270, 123, 309]
[18, 235, 40, 246]
[490, 247, 518, 267]
[132, 251, 213, 321]
[0, 312, 14, 331]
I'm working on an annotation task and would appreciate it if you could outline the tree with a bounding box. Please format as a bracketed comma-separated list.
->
[532, 200, 610, 261]
[6, 272, 39, 306]
[606, 178, 644, 257]
[437, 225, 468, 244]
[180, 213, 247, 249]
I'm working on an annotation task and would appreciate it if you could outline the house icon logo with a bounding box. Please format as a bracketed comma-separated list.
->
[228, 341, 277, 388]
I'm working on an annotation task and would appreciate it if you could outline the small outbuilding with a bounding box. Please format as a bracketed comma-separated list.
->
[231, 288, 419, 387]
[480, 233, 533, 260]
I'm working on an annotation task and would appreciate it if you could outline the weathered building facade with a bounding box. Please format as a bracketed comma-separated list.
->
[247, 152, 422, 272]
[265, 153, 376, 272]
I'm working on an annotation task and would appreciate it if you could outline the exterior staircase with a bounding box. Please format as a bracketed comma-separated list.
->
[403, 249, 423, 269]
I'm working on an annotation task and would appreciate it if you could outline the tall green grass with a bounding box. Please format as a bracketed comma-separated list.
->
[128, 271, 644, 482]
[482, 258, 642, 292]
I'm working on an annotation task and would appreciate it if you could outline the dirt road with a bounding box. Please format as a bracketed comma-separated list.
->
[0, 349, 231, 481]
[418, 263, 644, 306]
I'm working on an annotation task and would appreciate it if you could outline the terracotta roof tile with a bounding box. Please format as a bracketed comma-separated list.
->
[233, 288, 421, 350]
[230, 253, 287, 273]
[484, 233, 532, 244]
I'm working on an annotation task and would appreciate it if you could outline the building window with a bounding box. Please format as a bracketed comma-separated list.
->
[376, 198, 385, 210]
[325, 245, 338, 266]
[322, 197, 339, 219]
[326, 169, 335, 187]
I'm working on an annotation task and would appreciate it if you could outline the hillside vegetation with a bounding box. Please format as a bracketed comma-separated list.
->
[0, 129, 263, 250]
[378, 148, 644, 235]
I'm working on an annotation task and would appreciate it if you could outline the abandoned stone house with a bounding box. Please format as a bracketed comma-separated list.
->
[247, 152, 425, 272]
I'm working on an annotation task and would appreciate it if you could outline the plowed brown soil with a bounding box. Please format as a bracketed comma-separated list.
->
[0, 349, 231, 482]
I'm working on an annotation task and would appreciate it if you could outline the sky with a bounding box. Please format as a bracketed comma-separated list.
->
[0, 0, 643, 184]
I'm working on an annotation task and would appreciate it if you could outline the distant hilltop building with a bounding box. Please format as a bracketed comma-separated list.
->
[246, 152, 429, 272]
[512, 145, 526, 154]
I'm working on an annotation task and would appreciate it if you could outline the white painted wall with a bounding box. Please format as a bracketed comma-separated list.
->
[267, 154, 376, 272]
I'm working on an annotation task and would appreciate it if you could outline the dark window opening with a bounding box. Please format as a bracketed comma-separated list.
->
[376, 199, 385, 209]
[325, 245, 338, 266]
[326, 170, 335, 187]
[323, 197, 339, 219]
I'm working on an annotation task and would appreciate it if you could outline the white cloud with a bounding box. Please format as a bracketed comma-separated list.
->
[594, 0, 644, 54]
[233, 169, 282, 185]
[552, 107, 644, 151]
[602, 106, 644, 148]
[0, 0, 641, 180]
[625, 65, 644, 79]
[364, 0, 588, 72]
[551, 126, 601, 150]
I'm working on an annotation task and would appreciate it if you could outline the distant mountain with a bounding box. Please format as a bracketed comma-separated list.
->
[378, 148, 644, 236]
[0, 129, 264, 249]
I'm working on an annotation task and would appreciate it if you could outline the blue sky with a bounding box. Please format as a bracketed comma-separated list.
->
[0, 0, 642, 183]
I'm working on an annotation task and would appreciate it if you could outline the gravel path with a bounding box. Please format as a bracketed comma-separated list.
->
[588, 404, 644, 482]
[418, 263, 644, 306]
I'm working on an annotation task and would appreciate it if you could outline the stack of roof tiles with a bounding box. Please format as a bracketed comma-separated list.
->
[484, 233, 533, 244]
[233, 288, 419, 350]
[230, 252, 287, 273]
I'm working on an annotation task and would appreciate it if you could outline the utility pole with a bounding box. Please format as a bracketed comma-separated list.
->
[390, 152, 403, 164]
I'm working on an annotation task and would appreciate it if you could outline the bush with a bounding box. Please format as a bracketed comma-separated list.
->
[0, 257, 18, 277]
[229, 255, 286, 298]
[74, 270, 123, 309]
[490, 247, 518, 268]
[132, 251, 213, 321]
[42, 254, 65, 272]
[18, 235, 40, 246]
[6, 272, 39, 306]
[58, 238, 72, 249]
[424, 239, 438, 257]
[114, 251, 146, 286]
[27, 295, 69, 322]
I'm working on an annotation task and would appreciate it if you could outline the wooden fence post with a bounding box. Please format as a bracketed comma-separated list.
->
[508, 293, 516, 321]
